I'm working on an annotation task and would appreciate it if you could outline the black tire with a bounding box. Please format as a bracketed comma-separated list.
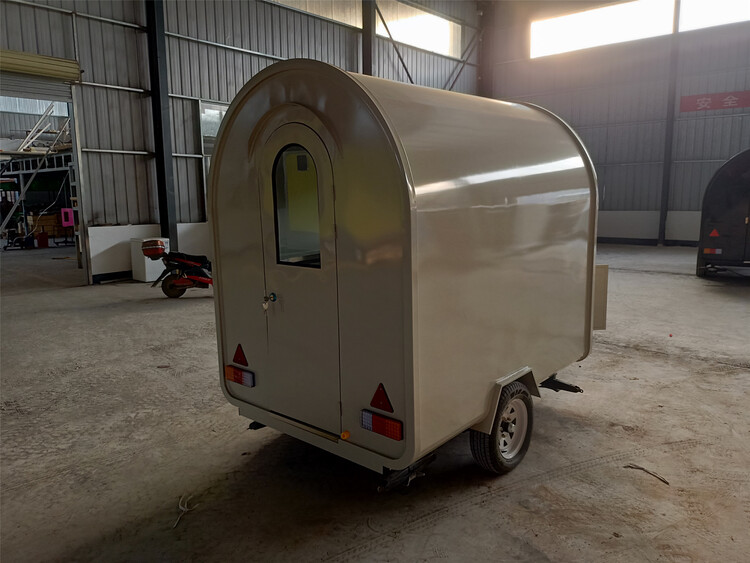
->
[696, 259, 707, 277]
[470, 381, 534, 474]
[162, 273, 187, 298]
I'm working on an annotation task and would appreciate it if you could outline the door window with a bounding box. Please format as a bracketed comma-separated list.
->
[272, 145, 321, 268]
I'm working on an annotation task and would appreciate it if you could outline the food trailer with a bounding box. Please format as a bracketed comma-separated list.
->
[696, 149, 750, 276]
[210, 60, 598, 481]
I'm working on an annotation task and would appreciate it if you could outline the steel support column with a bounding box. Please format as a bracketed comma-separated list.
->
[658, 0, 682, 245]
[146, 0, 178, 250]
[362, 0, 375, 75]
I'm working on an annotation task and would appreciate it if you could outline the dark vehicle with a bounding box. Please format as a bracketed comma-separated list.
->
[142, 239, 213, 298]
[696, 149, 750, 277]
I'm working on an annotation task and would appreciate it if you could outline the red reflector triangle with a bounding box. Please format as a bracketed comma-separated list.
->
[709, 229, 719, 237]
[370, 383, 394, 413]
[232, 344, 248, 366]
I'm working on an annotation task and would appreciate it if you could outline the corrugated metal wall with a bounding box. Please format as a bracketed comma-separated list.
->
[485, 3, 750, 227]
[0, 97, 68, 114]
[382, 0, 481, 91]
[164, 0, 479, 223]
[0, 111, 68, 139]
[374, 37, 478, 92]
[410, 0, 479, 27]
[671, 24, 750, 212]
[0, 0, 75, 58]
[163, 0, 361, 102]
[0, 0, 156, 227]
[490, 32, 672, 213]
[75, 7, 155, 227]
[1, 0, 479, 229]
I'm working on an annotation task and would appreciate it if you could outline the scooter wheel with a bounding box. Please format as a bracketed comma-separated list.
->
[162, 273, 187, 298]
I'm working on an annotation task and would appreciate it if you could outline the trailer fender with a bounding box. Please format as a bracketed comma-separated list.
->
[471, 367, 540, 435]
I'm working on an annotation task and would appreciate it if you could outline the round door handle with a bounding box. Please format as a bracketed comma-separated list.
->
[268, 292, 278, 302]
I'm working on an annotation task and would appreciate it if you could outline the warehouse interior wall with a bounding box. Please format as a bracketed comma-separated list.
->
[0, 0, 480, 281]
[481, 1, 750, 244]
[0, 110, 68, 140]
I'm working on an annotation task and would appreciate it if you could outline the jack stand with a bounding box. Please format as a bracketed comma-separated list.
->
[377, 453, 437, 493]
[540, 373, 584, 393]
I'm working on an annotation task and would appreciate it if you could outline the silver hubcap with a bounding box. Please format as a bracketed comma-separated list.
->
[498, 397, 528, 460]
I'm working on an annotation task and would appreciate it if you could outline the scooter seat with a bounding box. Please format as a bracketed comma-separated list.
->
[171, 252, 211, 269]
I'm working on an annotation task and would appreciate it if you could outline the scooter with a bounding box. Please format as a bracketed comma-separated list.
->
[141, 239, 213, 298]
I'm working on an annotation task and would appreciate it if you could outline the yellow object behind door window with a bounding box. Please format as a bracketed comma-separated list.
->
[273, 145, 321, 267]
[284, 152, 319, 233]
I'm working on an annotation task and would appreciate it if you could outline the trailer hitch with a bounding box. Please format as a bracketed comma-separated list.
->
[377, 453, 437, 493]
[540, 374, 583, 393]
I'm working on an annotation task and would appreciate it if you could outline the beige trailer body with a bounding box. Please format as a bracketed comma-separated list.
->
[210, 60, 597, 473]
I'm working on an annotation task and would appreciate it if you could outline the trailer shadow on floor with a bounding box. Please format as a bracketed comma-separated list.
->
[59, 401, 590, 562]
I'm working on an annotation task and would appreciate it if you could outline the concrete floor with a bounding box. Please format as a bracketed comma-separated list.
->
[1, 244, 748, 562]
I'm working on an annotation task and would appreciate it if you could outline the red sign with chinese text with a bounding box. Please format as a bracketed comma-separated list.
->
[680, 90, 750, 112]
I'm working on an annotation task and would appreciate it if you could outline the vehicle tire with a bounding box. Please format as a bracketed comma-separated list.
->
[696, 259, 707, 277]
[470, 381, 533, 474]
[162, 273, 187, 298]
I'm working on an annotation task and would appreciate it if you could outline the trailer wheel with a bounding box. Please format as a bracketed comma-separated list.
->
[696, 259, 707, 277]
[470, 381, 533, 474]
[162, 274, 187, 298]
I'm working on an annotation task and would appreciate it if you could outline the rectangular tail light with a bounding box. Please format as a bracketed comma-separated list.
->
[703, 248, 722, 255]
[360, 410, 403, 441]
[224, 365, 255, 388]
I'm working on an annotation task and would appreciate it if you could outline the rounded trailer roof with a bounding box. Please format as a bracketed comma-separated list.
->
[702, 148, 750, 206]
[211, 59, 597, 215]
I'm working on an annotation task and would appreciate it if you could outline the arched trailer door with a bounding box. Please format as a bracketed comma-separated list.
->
[253, 123, 341, 435]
